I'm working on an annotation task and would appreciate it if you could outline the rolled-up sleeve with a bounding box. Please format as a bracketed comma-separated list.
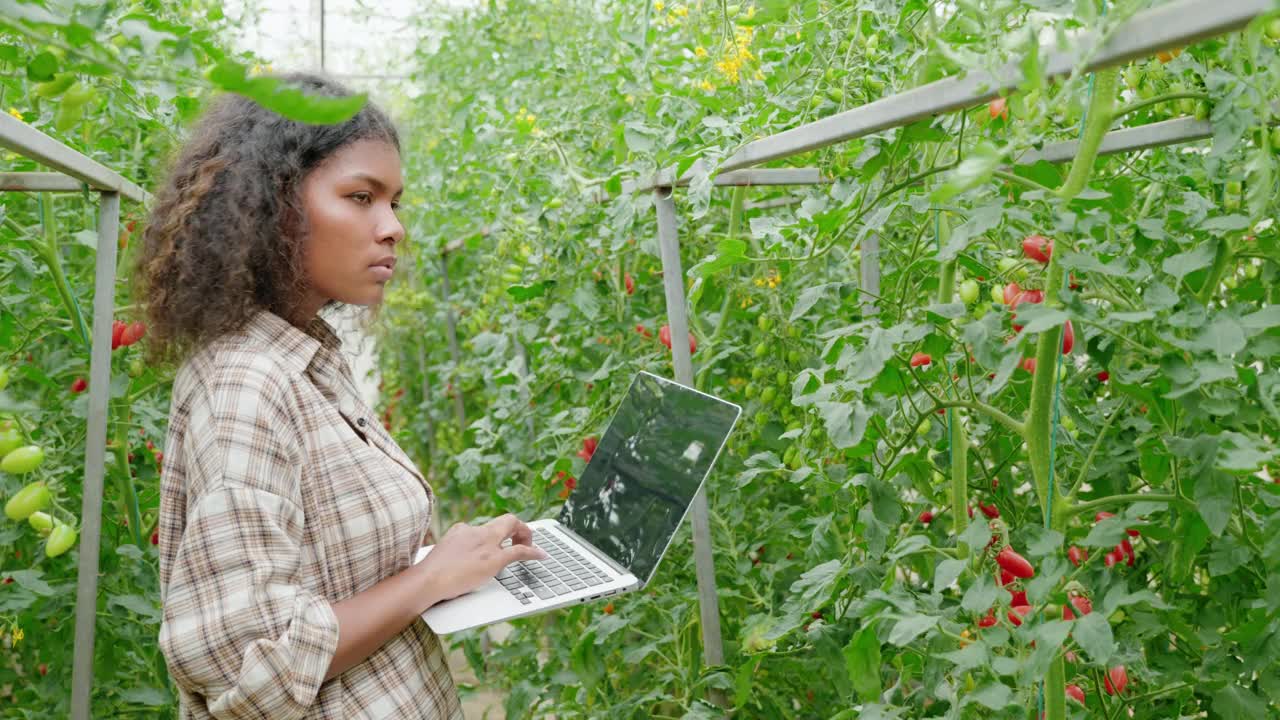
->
[159, 360, 340, 720]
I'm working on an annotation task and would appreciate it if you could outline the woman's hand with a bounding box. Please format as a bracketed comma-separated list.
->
[416, 513, 549, 603]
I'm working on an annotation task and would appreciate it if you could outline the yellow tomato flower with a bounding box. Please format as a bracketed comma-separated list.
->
[625, 94, 636, 105]
[699, 80, 715, 92]
[694, 46, 707, 58]
[7, 107, 22, 120]
[675, 5, 688, 16]
[654, 0, 664, 10]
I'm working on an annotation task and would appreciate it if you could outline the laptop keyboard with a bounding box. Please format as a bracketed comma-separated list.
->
[496, 528, 613, 605]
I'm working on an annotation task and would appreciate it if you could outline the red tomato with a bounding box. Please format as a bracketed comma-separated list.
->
[1066, 684, 1086, 705]
[1063, 595, 1092, 620]
[1021, 235, 1053, 263]
[1020, 358, 1036, 374]
[979, 503, 1000, 519]
[918, 510, 934, 524]
[635, 324, 652, 338]
[1097, 370, 1110, 382]
[1104, 551, 1120, 568]
[624, 273, 635, 295]
[1002, 282, 1021, 305]
[657, 325, 696, 354]
[909, 352, 932, 368]
[70, 377, 88, 394]
[1007, 605, 1032, 626]
[1061, 320, 1074, 354]
[989, 97, 1009, 121]
[577, 436, 598, 462]
[120, 321, 146, 347]
[996, 546, 1035, 579]
[978, 609, 998, 628]
[1104, 666, 1128, 695]
[1068, 546, 1086, 567]
[1008, 589, 1028, 606]
[111, 320, 125, 350]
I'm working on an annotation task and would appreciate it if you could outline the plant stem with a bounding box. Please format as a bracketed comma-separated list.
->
[1063, 493, 1186, 519]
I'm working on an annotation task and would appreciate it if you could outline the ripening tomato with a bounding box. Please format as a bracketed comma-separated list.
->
[1007, 605, 1032, 626]
[979, 503, 1000, 519]
[624, 273, 635, 295]
[1104, 665, 1128, 695]
[2, 445, 46, 475]
[978, 609, 997, 628]
[4, 481, 51, 521]
[1066, 684, 1086, 705]
[909, 352, 932, 368]
[658, 325, 696, 354]
[989, 97, 1009, 121]
[45, 522, 78, 557]
[996, 546, 1035, 579]
[1068, 546, 1086, 567]
[1061, 320, 1075, 354]
[1002, 282, 1021, 305]
[1022, 235, 1053, 263]
[958, 279, 980, 305]
[70, 377, 88, 394]
[918, 510, 934, 524]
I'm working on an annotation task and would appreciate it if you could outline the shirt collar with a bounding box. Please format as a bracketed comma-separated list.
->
[243, 309, 344, 378]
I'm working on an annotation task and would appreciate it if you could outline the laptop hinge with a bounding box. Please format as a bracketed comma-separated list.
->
[553, 523, 631, 577]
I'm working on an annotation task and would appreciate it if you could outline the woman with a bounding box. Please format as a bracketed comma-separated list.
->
[134, 72, 547, 719]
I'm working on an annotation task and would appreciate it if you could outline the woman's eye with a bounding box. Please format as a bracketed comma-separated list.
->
[352, 192, 372, 205]
[391, 202, 401, 212]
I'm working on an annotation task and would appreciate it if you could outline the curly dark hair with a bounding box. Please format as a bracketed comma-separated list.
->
[131, 71, 401, 369]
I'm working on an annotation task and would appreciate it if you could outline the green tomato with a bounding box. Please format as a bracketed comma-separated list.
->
[744, 383, 757, 399]
[775, 370, 788, 385]
[1271, 127, 1280, 151]
[0, 428, 20, 458]
[27, 510, 53, 535]
[787, 350, 801, 365]
[760, 386, 777, 404]
[751, 366, 767, 381]
[128, 358, 146, 379]
[917, 417, 932, 435]
[45, 522, 77, 558]
[544, 197, 564, 210]
[958, 279, 980, 305]
[4, 481, 51, 521]
[61, 82, 96, 110]
[1, 445, 45, 475]
[1226, 180, 1242, 195]
[757, 315, 773, 332]
[1267, 18, 1280, 41]
[1244, 262, 1259, 279]
[827, 87, 844, 102]
[754, 342, 769, 358]
[0, 365, 9, 391]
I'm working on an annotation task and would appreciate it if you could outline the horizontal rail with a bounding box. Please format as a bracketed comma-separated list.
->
[638, 0, 1269, 184]
[0, 115, 149, 204]
[622, 167, 827, 194]
[0, 172, 88, 193]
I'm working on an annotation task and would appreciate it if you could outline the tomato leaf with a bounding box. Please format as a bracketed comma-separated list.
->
[887, 613, 937, 646]
[1072, 612, 1116, 664]
[843, 625, 883, 701]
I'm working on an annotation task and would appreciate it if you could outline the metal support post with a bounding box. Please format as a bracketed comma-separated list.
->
[70, 191, 119, 720]
[860, 233, 881, 318]
[654, 188, 727, 707]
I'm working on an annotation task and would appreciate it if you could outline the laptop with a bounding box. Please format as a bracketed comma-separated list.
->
[413, 370, 742, 634]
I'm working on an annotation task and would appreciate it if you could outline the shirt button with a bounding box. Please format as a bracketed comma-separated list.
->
[356, 418, 366, 427]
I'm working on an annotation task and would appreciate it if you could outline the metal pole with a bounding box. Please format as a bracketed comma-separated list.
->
[654, 188, 727, 708]
[437, 255, 466, 427]
[70, 191, 119, 720]
[860, 232, 880, 318]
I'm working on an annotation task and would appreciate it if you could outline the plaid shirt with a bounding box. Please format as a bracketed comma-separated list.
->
[157, 310, 463, 719]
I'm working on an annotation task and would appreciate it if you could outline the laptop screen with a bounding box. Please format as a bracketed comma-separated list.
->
[558, 372, 741, 586]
